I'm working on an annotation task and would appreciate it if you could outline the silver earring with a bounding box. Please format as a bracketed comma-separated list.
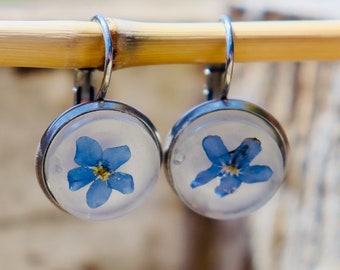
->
[36, 15, 162, 221]
[164, 15, 289, 220]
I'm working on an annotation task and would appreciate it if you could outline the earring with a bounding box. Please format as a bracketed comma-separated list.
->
[164, 15, 289, 220]
[36, 15, 162, 221]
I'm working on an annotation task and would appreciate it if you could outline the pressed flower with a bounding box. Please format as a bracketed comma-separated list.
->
[67, 136, 133, 208]
[191, 135, 273, 197]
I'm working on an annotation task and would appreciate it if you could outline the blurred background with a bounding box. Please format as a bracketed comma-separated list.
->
[0, 0, 339, 269]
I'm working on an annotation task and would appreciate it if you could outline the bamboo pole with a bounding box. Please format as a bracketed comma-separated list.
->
[0, 18, 339, 69]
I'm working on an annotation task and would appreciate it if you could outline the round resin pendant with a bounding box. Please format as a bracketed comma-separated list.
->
[36, 100, 162, 221]
[164, 99, 289, 219]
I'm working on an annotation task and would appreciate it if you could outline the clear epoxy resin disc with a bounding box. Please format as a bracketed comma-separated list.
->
[164, 99, 289, 219]
[36, 100, 162, 221]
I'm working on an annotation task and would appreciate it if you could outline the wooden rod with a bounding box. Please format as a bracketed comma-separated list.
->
[0, 18, 339, 69]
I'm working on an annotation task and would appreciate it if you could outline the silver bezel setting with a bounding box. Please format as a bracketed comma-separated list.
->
[164, 99, 289, 218]
[36, 100, 162, 210]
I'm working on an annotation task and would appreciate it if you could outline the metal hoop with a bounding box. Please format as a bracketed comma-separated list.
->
[91, 14, 114, 100]
[220, 15, 234, 100]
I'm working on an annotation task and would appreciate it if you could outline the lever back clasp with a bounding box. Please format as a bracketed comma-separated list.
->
[73, 14, 114, 105]
[204, 15, 234, 101]
[203, 64, 225, 101]
[73, 69, 95, 104]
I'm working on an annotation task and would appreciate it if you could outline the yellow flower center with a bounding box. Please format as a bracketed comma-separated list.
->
[223, 165, 240, 176]
[93, 165, 110, 181]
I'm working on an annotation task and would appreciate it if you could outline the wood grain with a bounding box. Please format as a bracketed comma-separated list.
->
[0, 19, 339, 69]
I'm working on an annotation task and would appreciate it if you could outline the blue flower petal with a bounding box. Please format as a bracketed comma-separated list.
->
[67, 167, 95, 191]
[74, 136, 102, 167]
[86, 179, 112, 208]
[102, 145, 131, 172]
[191, 165, 221, 188]
[239, 165, 273, 183]
[202, 135, 231, 165]
[215, 176, 242, 197]
[230, 138, 261, 168]
[107, 172, 134, 194]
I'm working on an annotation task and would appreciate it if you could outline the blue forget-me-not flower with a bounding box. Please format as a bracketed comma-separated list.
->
[67, 136, 134, 208]
[191, 135, 273, 197]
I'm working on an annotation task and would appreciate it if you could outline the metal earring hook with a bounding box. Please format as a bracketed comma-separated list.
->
[73, 15, 114, 104]
[220, 14, 234, 100]
[203, 15, 234, 101]
[92, 14, 114, 101]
